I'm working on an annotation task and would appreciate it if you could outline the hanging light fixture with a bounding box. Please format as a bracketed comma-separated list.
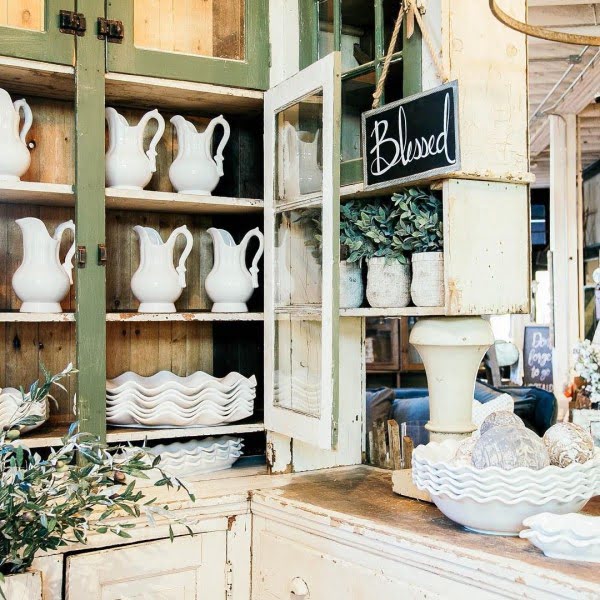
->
[489, 0, 600, 46]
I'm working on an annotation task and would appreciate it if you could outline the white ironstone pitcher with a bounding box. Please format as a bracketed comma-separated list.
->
[12, 217, 76, 313]
[169, 115, 230, 195]
[205, 227, 264, 313]
[131, 225, 193, 313]
[105, 107, 165, 190]
[0, 88, 32, 181]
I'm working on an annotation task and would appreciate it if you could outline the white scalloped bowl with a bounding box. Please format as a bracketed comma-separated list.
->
[106, 388, 256, 407]
[432, 491, 590, 536]
[522, 512, 600, 541]
[0, 388, 48, 433]
[520, 528, 600, 562]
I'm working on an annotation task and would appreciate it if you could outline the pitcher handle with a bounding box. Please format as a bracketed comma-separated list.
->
[13, 99, 33, 144]
[54, 220, 76, 285]
[142, 109, 165, 173]
[169, 225, 194, 288]
[208, 115, 230, 178]
[241, 228, 264, 289]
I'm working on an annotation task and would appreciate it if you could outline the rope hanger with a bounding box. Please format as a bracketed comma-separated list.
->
[372, 0, 449, 110]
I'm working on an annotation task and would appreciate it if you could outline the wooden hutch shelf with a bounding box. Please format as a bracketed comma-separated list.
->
[341, 307, 446, 318]
[106, 312, 264, 322]
[0, 56, 74, 99]
[106, 188, 263, 214]
[0, 312, 75, 322]
[0, 181, 74, 206]
[105, 72, 264, 114]
[18, 422, 265, 449]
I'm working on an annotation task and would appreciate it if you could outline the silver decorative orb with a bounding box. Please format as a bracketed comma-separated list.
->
[542, 422, 595, 467]
[480, 410, 524, 435]
[453, 437, 477, 464]
[472, 425, 550, 470]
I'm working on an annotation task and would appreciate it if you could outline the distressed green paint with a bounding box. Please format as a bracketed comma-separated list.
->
[298, 0, 318, 70]
[341, 159, 363, 187]
[374, 0, 384, 104]
[402, 20, 422, 96]
[74, 0, 106, 440]
[106, 0, 269, 90]
[0, 0, 75, 65]
[333, 0, 341, 52]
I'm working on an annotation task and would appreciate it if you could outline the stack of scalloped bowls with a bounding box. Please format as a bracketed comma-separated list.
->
[147, 436, 244, 478]
[520, 512, 600, 562]
[106, 371, 256, 428]
[413, 439, 600, 536]
[0, 387, 48, 433]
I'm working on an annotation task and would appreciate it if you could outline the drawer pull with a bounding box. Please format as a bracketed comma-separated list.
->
[290, 577, 309, 598]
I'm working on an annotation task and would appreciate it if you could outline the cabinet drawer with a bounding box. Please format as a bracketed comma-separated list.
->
[66, 533, 226, 599]
[252, 521, 505, 600]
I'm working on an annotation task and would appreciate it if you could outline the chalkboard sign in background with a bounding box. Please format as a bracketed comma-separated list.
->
[362, 81, 460, 191]
[523, 325, 553, 392]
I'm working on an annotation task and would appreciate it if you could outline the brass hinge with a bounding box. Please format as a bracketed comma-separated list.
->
[59, 10, 86, 36]
[225, 561, 233, 599]
[97, 17, 124, 43]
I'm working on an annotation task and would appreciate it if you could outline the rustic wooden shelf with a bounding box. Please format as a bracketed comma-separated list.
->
[0, 312, 75, 322]
[106, 188, 263, 214]
[105, 72, 264, 115]
[0, 181, 74, 206]
[106, 422, 266, 444]
[0, 56, 74, 100]
[340, 307, 446, 317]
[106, 312, 264, 322]
[18, 422, 266, 449]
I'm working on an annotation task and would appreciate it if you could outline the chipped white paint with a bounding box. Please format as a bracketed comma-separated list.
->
[0, 571, 43, 600]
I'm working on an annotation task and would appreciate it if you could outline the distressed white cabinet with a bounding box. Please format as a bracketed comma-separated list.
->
[65, 534, 227, 599]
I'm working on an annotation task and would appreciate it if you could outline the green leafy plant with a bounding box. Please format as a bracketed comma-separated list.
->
[0, 365, 194, 585]
[343, 200, 408, 264]
[392, 188, 443, 253]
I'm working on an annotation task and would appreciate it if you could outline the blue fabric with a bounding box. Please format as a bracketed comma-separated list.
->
[372, 381, 558, 436]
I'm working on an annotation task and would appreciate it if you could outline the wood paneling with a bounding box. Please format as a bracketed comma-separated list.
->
[0, 0, 43, 31]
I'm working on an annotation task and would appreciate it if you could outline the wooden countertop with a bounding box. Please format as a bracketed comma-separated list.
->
[252, 466, 600, 596]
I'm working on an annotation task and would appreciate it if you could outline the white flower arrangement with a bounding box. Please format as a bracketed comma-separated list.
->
[573, 340, 600, 402]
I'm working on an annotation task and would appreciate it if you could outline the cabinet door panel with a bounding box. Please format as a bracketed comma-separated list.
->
[264, 52, 341, 449]
[0, 0, 75, 65]
[106, 0, 268, 89]
[65, 533, 227, 599]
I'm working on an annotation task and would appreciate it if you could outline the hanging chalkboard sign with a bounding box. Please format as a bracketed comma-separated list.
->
[361, 81, 460, 191]
[523, 325, 554, 392]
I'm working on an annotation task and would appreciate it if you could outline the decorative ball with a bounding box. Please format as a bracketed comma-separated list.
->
[542, 422, 595, 467]
[453, 437, 477, 464]
[472, 425, 550, 470]
[480, 411, 525, 435]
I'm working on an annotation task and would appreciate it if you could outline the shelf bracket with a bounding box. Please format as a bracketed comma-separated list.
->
[97, 17, 124, 43]
[59, 10, 87, 36]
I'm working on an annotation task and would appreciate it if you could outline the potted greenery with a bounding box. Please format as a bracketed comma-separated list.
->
[0, 365, 192, 599]
[352, 200, 410, 308]
[339, 201, 371, 308]
[392, 188, 444, 307]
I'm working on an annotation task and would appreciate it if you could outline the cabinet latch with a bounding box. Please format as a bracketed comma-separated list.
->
[97, 17, 124, 43]
[98, 244, 107, 266]
[59, 10, 86, 36]
[76, 246, 87, 268]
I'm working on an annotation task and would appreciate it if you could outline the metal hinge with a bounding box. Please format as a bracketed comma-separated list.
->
[225, 561, 233, 599]
[97, 17, 124, 43]
[76, 246, 87, 268]
[59, 10, 86, 36]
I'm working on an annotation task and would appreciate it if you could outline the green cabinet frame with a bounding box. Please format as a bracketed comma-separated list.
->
[0, 0, 75, 65]
[105, 0, 269, 90]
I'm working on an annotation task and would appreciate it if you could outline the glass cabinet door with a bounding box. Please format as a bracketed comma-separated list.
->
[106, 0, 269, 89]
[264, 52, 341, 449]
[0, 0, 75, 64]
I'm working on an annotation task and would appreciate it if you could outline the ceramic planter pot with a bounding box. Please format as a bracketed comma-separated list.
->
[411, 252, 444, 307]
[366, 257, 410, 308]
[339, 260, 363, 308]
[409, 317, 494, 441]
[0, 570, 43, 599]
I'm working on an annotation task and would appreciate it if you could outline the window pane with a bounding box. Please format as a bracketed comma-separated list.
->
[277, 90, 324, 202]
[275, 316, 322, 417]
[275, 209, 323, 308]
[342, 71, 375, 162]
[134, 0, 245, 60]
[0, 1, 43, 31]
